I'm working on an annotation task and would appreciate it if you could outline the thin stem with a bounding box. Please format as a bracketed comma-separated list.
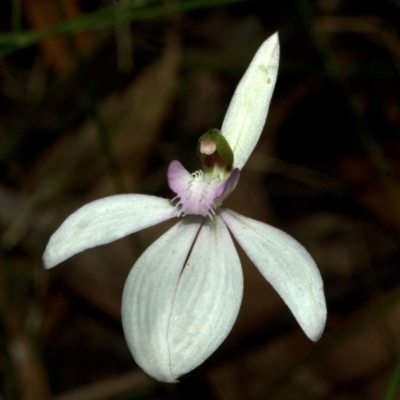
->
[384, 355, 400, 400]
[0, 0, 250, 57]
[11, 0, 22, 32]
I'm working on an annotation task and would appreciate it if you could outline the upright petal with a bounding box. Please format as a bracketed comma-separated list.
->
[122, 216, 243, 383]
[122, 218, 202, 383]
[221, 33, 279, 170]
[221, 209, 326, 342]
[168, 215, 243, 378]
[43, 194, 177, 269]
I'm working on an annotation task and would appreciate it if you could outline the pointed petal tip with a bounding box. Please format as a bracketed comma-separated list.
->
[305, 300, 327, 342]
[263, 31, 280, 63]
[299, 277, 327, 342]
[41, 194, 177, 271]
[309, 329, 324, 343]
[42, 255, 53, 270]
[308, 326, 325, 342]
[221, 31, 280, 170]
[220, 209, 327, 344]
[42, 242, 61, 270]
[143, 369, 179, 384]
[263, 31, 279, 49]
[271, 31, 279, 42]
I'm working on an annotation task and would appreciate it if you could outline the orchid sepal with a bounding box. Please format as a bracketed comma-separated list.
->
[43, 194, 177, 269]
[221, 32, 280, 170]
[220, 208, 327, 341]
[122, 215, 243, 382]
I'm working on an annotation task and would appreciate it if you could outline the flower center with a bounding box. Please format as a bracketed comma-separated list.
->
[167, 129, 240, 218]
[196, 128, 234, 182]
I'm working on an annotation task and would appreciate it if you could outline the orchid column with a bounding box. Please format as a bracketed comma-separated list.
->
[43, 33, 327, 383]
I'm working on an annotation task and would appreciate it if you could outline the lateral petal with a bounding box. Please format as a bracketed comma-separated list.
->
[121, 217, 202, 383]
[221, 32, 279, 170]
[221, 209, 326, 342]
[168, 215, 243, 378]
[43, 194, 177, 269]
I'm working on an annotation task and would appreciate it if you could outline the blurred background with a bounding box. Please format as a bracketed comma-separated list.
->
[1, 0, 400, 399]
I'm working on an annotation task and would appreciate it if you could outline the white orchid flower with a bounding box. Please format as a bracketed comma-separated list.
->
[43, 33, 326, 383]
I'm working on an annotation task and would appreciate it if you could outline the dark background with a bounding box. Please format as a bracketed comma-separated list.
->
[1, 0, 400, 399]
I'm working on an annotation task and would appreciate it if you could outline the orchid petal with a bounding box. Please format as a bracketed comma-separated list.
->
[43, 194, 177, 269]
[168, 215, 243, 377]
[221, 209, 326, 341]
[122, 216, 243, 382]
[168, 160, 241, 217]
[221, 32, 279, 170]
[121, 217, 202, 383]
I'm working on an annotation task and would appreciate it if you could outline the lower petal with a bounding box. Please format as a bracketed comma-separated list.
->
[168, 215, 243, 378]
[122, 215, 243, 383]
[122, 217, 202, 383]
[221, 209, 326, 342]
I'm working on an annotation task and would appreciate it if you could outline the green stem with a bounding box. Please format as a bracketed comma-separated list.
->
[0, 0, 250, 57]
[11, 0, 22, 32]
[384, 355, 400, 400]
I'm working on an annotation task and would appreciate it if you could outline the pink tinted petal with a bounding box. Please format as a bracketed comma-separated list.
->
[167, 160, 193, 196]
[167, 160, 240, 217]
